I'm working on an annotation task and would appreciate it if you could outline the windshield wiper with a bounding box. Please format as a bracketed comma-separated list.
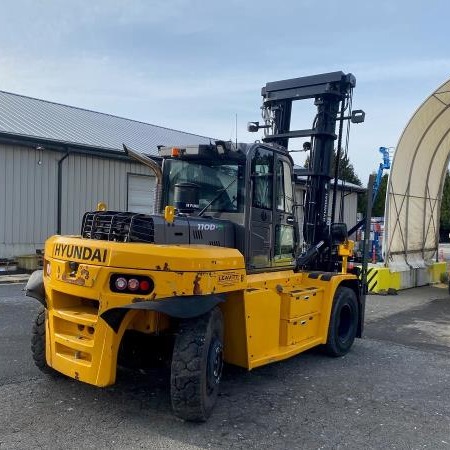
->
[197, 178, 237, 217]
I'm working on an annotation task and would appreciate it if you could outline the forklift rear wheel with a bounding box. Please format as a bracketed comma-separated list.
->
[170, 307, 224, 422]
[325, 287, 359, 357]
[31, 306, 57, 375]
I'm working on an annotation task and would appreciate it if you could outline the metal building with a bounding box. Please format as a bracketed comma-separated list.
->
[0, 91, 212, 258]
[294, 170, 365, 245]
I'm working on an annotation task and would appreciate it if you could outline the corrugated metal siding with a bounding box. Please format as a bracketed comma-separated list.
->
[0, 143, 58, 257]
[328, 191, 358, 230]
[61, 153, 154, 235]
[0, 143, 155, 257]
[294, 184, 358, 245]
[345, 193, 358, 230]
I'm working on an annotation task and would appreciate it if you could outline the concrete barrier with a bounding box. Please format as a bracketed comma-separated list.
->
[362, 262, 446, 293]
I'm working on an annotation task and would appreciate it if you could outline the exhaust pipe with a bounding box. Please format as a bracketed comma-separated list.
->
[123, 144, 162, 214]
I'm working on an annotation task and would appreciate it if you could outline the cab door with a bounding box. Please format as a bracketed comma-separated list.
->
[247, 147, 274, 270]
[273, 155, 296, 267]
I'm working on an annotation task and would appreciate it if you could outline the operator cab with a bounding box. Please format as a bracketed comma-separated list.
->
[160, 143, 246, 223]
[158, 141, 298, 271]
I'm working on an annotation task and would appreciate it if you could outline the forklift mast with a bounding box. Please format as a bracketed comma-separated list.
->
[250, 72, 360, 269]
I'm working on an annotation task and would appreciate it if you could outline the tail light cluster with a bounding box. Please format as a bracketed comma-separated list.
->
[110, 274, 154, 295]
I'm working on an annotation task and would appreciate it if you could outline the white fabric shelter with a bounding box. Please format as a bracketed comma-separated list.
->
[384, 77, 450, 271]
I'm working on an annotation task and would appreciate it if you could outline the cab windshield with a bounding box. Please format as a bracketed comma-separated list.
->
[162, 159, 245, 214]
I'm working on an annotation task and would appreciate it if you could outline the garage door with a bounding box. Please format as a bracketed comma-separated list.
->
[127, 174, 155, 214]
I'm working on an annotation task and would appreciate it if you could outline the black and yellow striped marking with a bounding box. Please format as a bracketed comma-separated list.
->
[361, 265, 401, 293]
[366, 267, 378, 292]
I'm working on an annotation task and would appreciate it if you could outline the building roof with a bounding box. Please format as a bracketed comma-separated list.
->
[293, 165, 366, 192]
[0, 90, 213, 155]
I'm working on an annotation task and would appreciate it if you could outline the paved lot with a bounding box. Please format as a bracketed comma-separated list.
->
[0, 283, 449, 449]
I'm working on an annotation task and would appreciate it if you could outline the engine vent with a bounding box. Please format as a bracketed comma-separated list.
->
[193, 230, 203, 240]
[81, 211, 154, 243]
[209, 241, 221, 246]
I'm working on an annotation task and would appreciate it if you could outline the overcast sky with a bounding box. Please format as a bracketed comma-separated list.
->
[1, 0, 448, 182]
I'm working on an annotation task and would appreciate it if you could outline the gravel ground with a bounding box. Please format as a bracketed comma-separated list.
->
[0, 283, 449, 449]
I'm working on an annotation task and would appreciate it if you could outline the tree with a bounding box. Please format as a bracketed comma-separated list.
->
[333, 153, 362, 187]
[304, 149, 365, 211]
[372, 174, 388, 217]
[440, 170, 450, 241]
[304, 149, 362, 186]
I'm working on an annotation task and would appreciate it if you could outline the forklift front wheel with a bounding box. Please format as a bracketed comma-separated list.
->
[324, 287, 359, 357]
[31, 306, 58, 376]
[170, 307, 224, 422]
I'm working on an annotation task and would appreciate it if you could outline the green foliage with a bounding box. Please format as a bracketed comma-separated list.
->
[372, 174, 388, 217]
[440, 170, 450, 232]
[304, 149, 362, 186]
[357, 191, 367, 214]
[439, 170, 450, 242]
[334, 153, 362, 187]
[304, 149, 364, 212]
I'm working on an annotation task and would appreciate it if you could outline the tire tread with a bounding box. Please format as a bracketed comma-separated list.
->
[31, 306, 56, 375]
[325, 286, 358, 357]
[170, 308, 222, 422]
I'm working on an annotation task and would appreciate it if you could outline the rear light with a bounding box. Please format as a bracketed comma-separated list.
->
[110, 274, 154, 295]
[128, 278, 139, 291]
[115, 277, 128, 291]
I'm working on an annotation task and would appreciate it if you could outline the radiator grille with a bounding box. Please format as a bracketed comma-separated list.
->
[81, 211, 154, 243]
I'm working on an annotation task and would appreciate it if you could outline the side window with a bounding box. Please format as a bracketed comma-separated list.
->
[283, 161, 293, 213]
[276, 161, 285, 211]
[276, 160, 294, 213]
[274, 225, 295, 262]
[252, 148, 273, 210]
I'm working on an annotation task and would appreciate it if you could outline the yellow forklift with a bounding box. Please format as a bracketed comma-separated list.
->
[26, 71, 367, 421]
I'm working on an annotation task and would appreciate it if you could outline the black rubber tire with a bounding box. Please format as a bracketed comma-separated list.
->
[31, 306, 56, 375]
[170, 307, 224, 422]
[324, 287, 359, 357]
